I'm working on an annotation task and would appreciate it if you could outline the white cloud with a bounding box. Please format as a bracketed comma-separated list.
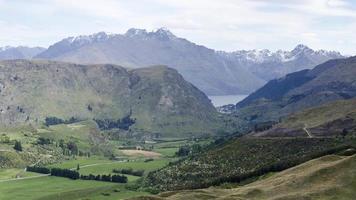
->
[0, 0, 355, 54]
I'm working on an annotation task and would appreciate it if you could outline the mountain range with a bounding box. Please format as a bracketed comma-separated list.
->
[232, 56, 356, 125]
[0, 46, 45, 60]
[0, 28, 343, 95]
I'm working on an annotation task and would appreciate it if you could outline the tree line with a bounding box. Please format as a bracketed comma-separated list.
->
[45, 116, 80, 126]
[113, 168, 145, 177]
[94, 115, 135, 131]
[26, 166, 127, 183]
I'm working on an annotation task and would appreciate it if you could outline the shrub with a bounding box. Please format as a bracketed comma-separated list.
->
[26, 166, 50, 174]
[14, 140, 22, 151]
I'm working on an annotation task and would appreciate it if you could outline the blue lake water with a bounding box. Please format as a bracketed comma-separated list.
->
[208, 95, 248, 107]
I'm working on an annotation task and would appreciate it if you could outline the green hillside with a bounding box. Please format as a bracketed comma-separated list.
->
[234, 56, 356, 124]
[252, 98, 356, 137]
[0, 60, 223, 138]
[135, 154, 356, 200]
[143, 137, 355, 191]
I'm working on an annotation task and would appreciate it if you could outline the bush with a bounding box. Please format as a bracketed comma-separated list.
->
[51, 168, 80, 180]
[26, 166, 50, 174]
[14, 140, 22, 151]
[37, 137, 52, 145]
[113, 168, 145, 177]
[112, 174, 128, 183]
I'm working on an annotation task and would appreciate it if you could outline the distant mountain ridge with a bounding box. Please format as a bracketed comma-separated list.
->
[233, 56, 356, 123]
[0, 46, 45, 60]
[33, 28, 344, 95]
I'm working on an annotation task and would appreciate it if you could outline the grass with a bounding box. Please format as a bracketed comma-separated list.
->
[140, 154, 356, 200]
[47, 156, 171, 183]
[154, 148, 178, 157]
[0, 176, 148, 200]
[145, 137, 356, 191]
[0, 169, 39, 180]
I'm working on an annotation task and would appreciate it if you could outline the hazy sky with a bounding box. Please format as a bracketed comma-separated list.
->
[0, 0, 356, 54]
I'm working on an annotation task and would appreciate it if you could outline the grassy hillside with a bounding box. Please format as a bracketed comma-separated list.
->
[0, 176, 148, 200]
[144, 137, 355, 191]
[135, 154, 356, 200]
[234, 56, 356, 124]
[252, 98, 356, 137]
[0, 60, 223, 138]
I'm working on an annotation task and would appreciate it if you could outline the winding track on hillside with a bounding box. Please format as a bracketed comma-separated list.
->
[303, 126, 313, 138]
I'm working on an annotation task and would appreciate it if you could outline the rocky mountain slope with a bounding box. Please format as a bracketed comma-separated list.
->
[0, 46, 45, 60]
[0, 60, 221, 137]
[233, 56, 356, 123]
[34, 28, 343, 95]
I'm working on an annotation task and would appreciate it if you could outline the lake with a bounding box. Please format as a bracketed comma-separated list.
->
[208, 95, 248, 107]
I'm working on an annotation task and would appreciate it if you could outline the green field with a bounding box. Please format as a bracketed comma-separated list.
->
[0, 169, 38, 180]
[48, 157, 170, 182]
[0, 176, 148, 200]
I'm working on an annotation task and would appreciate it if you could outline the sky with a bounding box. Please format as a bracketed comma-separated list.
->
[0, 0, 356, 55]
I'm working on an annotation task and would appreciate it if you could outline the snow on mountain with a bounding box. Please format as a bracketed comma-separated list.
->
[227, 44, 342, 64]
[35, 28, 344, 95]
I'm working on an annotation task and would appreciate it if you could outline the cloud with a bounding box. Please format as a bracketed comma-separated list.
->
[0, 0, 355, 54]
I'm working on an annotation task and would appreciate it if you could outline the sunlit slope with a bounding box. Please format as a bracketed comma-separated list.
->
[137, 154, 356, 200]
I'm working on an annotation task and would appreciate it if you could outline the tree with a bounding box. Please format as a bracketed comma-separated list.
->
[14, 140, 22, 151]
[176, 145, 190, 157]
[341, 128, 348, 138]
[67, 141, 78, 155]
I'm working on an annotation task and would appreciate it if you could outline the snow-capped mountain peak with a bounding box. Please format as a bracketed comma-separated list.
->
[63, 32, 117, 46]
[0, 46, 13, 52]
[125, 28, 148, 37]
[125, 27, 176, 40]
[228, 44, 342, 64]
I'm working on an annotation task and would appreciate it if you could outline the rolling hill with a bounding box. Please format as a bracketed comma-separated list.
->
[136, 154, 356, 200]
[143, 137, 354, 191]
[233, 56, 356, 123]
[251, 98, 356, 137]
[0, 59, 221, 138]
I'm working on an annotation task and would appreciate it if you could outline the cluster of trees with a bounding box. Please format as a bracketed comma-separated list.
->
[253, 121, 277, 132]
[215, 144, 353, 185]
[94, 115, 135, 130]
[176, 144, 202, 157]
[37, 137, 52, 145]
[113, 168, 145, 177]
[80, 174, 127, 183]
[45, 116, 79, 126]
[27, 166, 128, 183]
[58, 140, 85, 156]
[51, 168, 80, 179]
[26, 166, 50, 174]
